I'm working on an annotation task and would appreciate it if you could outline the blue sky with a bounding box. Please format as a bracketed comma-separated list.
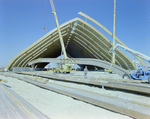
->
[0, 0, 150, 67]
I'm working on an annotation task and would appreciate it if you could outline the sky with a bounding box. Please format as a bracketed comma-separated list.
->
[0, 0, 150, 67]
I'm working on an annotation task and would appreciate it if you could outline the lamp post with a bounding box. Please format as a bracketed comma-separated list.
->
[109, 0, 116, 71]
[112, 0, 116, 65]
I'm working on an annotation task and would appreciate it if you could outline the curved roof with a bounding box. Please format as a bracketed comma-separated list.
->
[78, 12, 145, 66]
[6, 17, 137, 70]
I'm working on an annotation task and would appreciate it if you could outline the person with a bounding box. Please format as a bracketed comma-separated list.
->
[136, 68, 143, 78]
[84, 66, 88, 78]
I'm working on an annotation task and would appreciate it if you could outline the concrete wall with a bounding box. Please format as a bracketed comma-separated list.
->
[12, 67, 42, 72]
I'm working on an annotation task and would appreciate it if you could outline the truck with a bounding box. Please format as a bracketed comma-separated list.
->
[53, 63, 72, 73]
[111, 44, 150, 83]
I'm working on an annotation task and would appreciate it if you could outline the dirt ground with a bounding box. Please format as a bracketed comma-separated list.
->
[1, 72, 145, 119]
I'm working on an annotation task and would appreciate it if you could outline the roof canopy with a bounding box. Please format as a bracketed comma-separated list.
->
[6, 17, 136, 70]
